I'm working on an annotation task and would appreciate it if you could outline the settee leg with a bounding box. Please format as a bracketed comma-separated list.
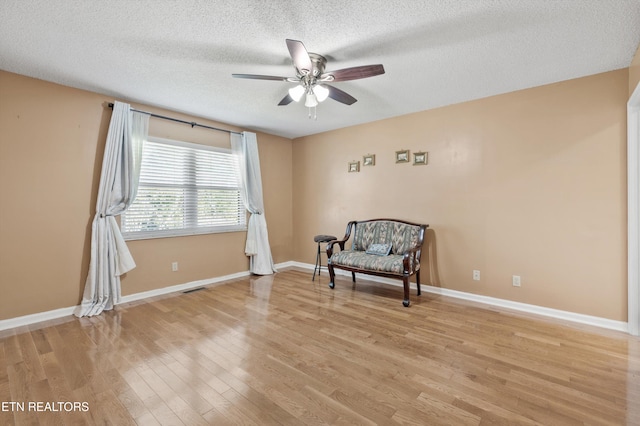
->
[416, 270, 421, 296]
[402, 277, 410, 307]
[328, 264, 335, 289]
[351, 272, 356, 282]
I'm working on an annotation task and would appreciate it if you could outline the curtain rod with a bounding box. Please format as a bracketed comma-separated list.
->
[107, 103, 242, 135]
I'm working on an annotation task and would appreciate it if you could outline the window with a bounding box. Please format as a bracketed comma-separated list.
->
[122, 137, 245, 240]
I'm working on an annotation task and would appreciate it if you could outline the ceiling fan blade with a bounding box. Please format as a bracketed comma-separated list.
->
[286, 39, 312, 75]
[232, 74, 289, 81]
[327, 85, 357, 105]
[278, 94, 294, 106]
[321, 64, 385, 82]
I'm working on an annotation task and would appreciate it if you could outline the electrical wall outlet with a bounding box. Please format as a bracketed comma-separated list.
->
[473, 270, 481, 281]
[172, 262, 179, 272]
[512, 275, 521, 287]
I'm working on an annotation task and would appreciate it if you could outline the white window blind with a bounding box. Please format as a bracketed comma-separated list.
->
[122, 137, 246, 240]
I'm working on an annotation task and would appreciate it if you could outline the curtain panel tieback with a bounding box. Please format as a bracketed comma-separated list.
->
[75, 101, 149, 317]
[231, 132, 277, 275]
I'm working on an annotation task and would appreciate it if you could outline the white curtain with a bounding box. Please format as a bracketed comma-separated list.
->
[75, 102, 149, 317]
[231, 132, 277, 275]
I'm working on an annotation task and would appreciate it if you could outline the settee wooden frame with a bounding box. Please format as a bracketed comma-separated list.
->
[326, 218, 428, 307]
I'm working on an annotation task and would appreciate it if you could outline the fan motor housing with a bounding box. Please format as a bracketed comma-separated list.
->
[306, 53, 327, 77]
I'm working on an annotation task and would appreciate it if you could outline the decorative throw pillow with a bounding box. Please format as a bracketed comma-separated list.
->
[365, 243, 392, 256]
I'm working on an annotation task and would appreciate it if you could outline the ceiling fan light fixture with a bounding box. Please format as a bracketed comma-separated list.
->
[314, 84, 329, 102]
[233, 39, 384, 111]
[288, 85, 305, 102]
[304, 92, 318, 107]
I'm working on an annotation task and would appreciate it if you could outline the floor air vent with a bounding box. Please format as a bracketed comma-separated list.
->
[183, 287, 206, 294]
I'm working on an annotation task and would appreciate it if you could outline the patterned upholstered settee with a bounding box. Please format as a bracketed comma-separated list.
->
[326, 219, 428, 307]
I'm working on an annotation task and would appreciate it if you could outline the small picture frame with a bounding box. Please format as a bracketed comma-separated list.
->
[363, 154, 375, 166]
[395, 149, 410, 163]
[348, 161, 360, 173]
[413, 151, 428, 165]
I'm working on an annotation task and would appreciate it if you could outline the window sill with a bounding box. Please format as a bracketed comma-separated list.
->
[123, 226, 247, 241]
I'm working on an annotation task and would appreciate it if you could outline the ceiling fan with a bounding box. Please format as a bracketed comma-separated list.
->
[232, 39, 385, 118]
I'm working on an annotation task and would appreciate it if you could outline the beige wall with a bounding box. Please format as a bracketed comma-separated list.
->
[292, 69, 628, 321]
[630, 42, 640, 96]
[0, 66, 631, 323]
[0, 70, 293, 320]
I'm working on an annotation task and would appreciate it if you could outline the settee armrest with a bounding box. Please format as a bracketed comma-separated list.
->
[326, 240, 342, 258]
[402, 245, 422, 274]
[326, 221, 357, 258]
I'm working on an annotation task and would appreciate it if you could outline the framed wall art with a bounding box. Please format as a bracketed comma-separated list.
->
[413, 151, 428, 165]
[348, 161, 360, 172]
[395, 149, 410, 163]
[363, 154, 375, 166]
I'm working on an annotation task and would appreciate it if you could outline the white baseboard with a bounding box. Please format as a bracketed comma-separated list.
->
[0, 306, 78, 332]
[0, 261, 628, 334]
[286, 262, 629, 333]
[274, 260, 297, 269]
[119, 270, 252, 305]
[118, 261, 298, 305]
[0, 268, 256, 332]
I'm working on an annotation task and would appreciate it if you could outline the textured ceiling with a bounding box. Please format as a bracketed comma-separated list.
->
[1, 1, 640, 139]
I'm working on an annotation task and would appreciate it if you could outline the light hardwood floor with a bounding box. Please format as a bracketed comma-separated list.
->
[1, 268, 639, 425]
